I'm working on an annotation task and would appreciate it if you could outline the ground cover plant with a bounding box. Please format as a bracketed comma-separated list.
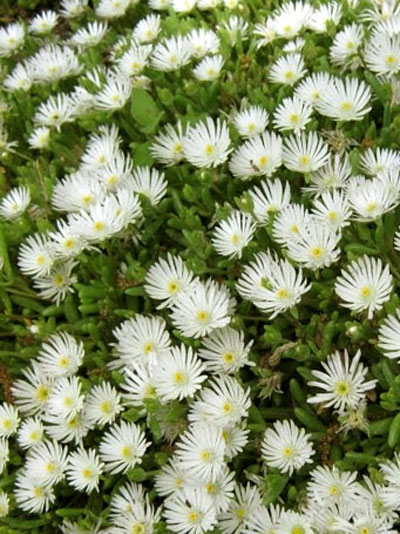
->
[1, 0, 400, 533]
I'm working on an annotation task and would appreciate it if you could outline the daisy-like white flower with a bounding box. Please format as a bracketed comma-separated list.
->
[131, 166, 167, 206]
[307, 1, 342, 33]
[285, 219, 341, 269]
[112, 315, 171, 369]
[11, 363, 53, 416]
[18, 233, 55, 278]
[354, 476, 397, 521]
[268, 54, 306, 85]
[334, 256, 393, 318]
[261, 419, 314, 475]
[153, 345, 207, 401]
[380, 453, 400, 509]
[199, 467, 235, 514]
[172, 0, 196, 14]
[121, 364, 158, 407]
[212, 211, 256, 259]
[329, 23, 364, 68]
[249, 178, 291, 224]
[244, 504, 284, 534]
[378, 309, 400, 359]
[84, 382, 123, 426]
[133, 14, 161, 43]
[193, 55, 224, 81]
[99, 421, 150, 474]
[34, 259, 78, 305]
[155, 457, 188, 497]
[108, 481, 145, 516]
[272, 203, 311, 245]
[95, 0, 130, 18]
[0, 492, 9, 517]
[294, 72, 333, 107]
[236, 251, 310, 318]
[188, 28, 220, 58]
[3, 63, 33, 92]
[51, 174, 105, 213]
[28, 127, 51, 150]
[163, 489, 218, 534]
[220, 16, 249, 45]
[275, 511, 313, 534]
[37, 332, 84, 377]
[24, 440, 68, 487]
[189, 375, 250, 428]
[308, 349, 377, 412]
[34, 93, 75, 131]
[316, 77, 371, 122]
[0, 403, 19, 437]
[47, 376, 84, 419]
[364, 33, 400, 77]
[183, 118, 232, 168]
[144, 253, 196, 309]
[307, 465, 358, 506]
[360, 148, 400, 177]
[272, 96, 313, 132]
[150, 121, 186, 166]
[302, 154, 351, 197]
[283, 132, 330, 173]
[229, 132, 283, 180]
[151, 36, 192, 71]
[223, 424, 249, 459]
[44, 411, 91, 445]
[96, 79, 132, 111]
[66, 448, 104, 493]
[170, 281, 232, 338]
[272, 1, 311, 39]
[29, 10, 58, 34]
[198, 326, 254, 374]
[116, 43, 152, 77]
[253, 18, 276, 49]
[14, 473, 55, 514]
[311, 190, 352, 230]
[28, 45, 80, 84]
[69, 21, 108, 48]
[347, 175, 400, 221]
[176, 423, 226, 481]
[0, 186, 30, 219]
[17, 417, 44, 450]
[218, 483, 262, 534]
[0, 23, 25, 57]
[233, 106, 269, 138]
[49, 220, 87, 259]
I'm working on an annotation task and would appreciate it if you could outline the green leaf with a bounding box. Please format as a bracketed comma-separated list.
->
[263, 474, 289, 505]
[130, 89, 164, 133]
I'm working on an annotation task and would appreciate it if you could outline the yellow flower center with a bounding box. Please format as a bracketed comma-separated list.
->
[45, 462, 55, 473]
[33, 487, 44, 498]
[290, 113, 299, 124]
[284, 70, 294, 80]
[231, 233, 239, 245]
[335, 380, 350, 396]
[82, 468, 92, 478]
[311, 246, 323, 258]
[276, 288, 289, 299]
[247, 122, 255, 132]
[258, 155, 268, 167]
[222, 401, 232, 413]
[200, 450, 212, 461]
[36, 385, 50, 402]
[196, 310, 209, 323]
[292, 527, 305, 534]
[188, 512, 198, 523]
[93, 221, 105, 232]
[144, 342, 154, 354]
[64, 238, 75, 249]
[59, 356, 69, 367]
[2, 419, 11, 430]
[173, 142, 183, 154]
[174, 371, 184, 383]
[236, 507, 246, 520]
[365, 201, 377, 213]
[167, 280, 180, 293]
[205, 144, 214, 155]
[101, 401, 111, 413]
[132, 523, 145, 534]
[36, 254, 45, 265]
[328, 211, 337, 221]
[330, 485, 339, 495]
[340, 101, 353, 112]
[283, 446, 293, 457]
[291, 223, 299, 233]
[175, 477, 183, 487]
[122, 445, 132, 459]
[361, 286, 371, 298]
[206, 483, 215, 494]
[300, 155, 309, 166]
[223, 352, 235, 363]
[385, 54, 396, 66]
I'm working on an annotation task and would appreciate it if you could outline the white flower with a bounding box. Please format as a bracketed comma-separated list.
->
[24, 440, 68, 487]
[17, 417, 45, 450]
[47, 377, 84, 419]
[37, 332, 84, 377]
[294, 72, 333, 107]
[69, 21, 108, 48]
[49, 220, 87, 259]
[218, 484, 262, 534]
[283, 132, 330, 173]
[133, 14, 161, 43]
[109, 481, 145, 516]
[84, 382, 123, 426]
[236, 251, 310, 317]
[253, 18, 276, 49]
[334, 256, 393, 318]
[0, 186, 30, 219]
[268, 54, 306, 85]
[14, 473, 55, 514]
[188, 28, 220, 58]
[95, 0, 130, 18]
[302, 154, 351, 197]
[144, 253, 196, 309]
[150, 122, 186, 166]
[364, 33, 400, 76]
[12, 363, 53, 416]
[198, 326, 254, 374]
[272, 203, 311, 245]
[170, 281, 232, 338]
[347, 175, 400, 221]
[34, 93, 75, 131]
[153, 345, 207, 401]
[272, 1, 312, 38]
[0, 492, 9, 517]
[99, 421, 150, 474]
[199, 467, 235, 513]
[51, 173, 105, 213]
[112, 315, 171, 369]
[330, 23, 364, 67]
[121, 364, 158, 407]
[176, 423, 226, 481]
[212, 211, 256, 259]
[222, 425, 249, 459]
[163, 489, 218, 534]
[308, 349, 377, 412]
[43, 411, 91, 445]
[183, 118, 232, 168]
[34, 259, 78, 305]
[243, 504, 284, 534]
[380, 453, 400, 509]
[60, 0, 88, 19]
[0, 403, 19, 437]
[29, 10, 58, 34]
[307, 465, 358, 506]
[0, 438, 9, 473]
[285, 218, 341, 269]
[155, 458, 188, 497]
[0, 23, 25, 57]
[311, 190, 352, 230]
[261, 419, 314, 475]
[193, 55, 224, 81]
[232, 106, 269, 138]
[96, 79, 132, 111]
[151, 36, 192, 71]
[249, 178, 291, 223]
[66, 448, 104, 493]
[229, 132, 283, 180]
[272, 96, 313, 132]
[29, 46, 80, 83]
[316, 77, 371, 122]
[116, 43, 152, 77]
[3, 63, 33, 92]
[379, 309, 400, 359]
[18, 233, 55, 278]
[131, 166, 167, 206]
[189, 375, 250, 427]
[220, 16, 249, 45]
[307, 1, 342, 33]
[359, 148, 400, 177]
[275, 511, 313, 534]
